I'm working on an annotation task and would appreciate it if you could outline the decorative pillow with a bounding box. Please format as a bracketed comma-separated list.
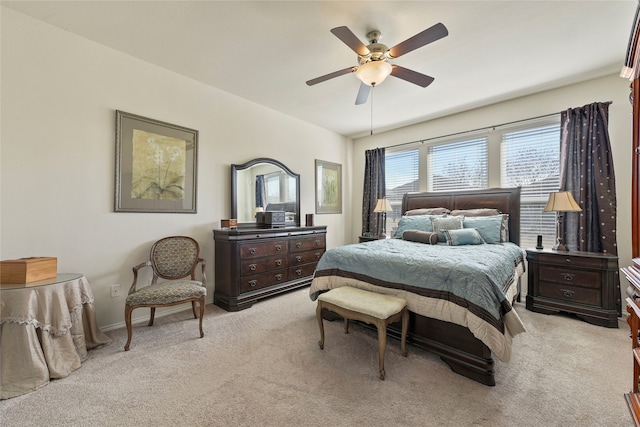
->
[431, 216, 464, 241]
[404, 207, 450, 216]
[395, 214, 444, 238]
[463, 215, 505, 244]
[402, 230, 439, 244]
[450, 208, 501, 217]
[443, 228, 485, 246]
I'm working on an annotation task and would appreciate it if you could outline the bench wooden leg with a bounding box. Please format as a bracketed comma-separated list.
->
[401, 307, 408, 357]
[316, 301, 325, 350]
[344, 318, 350, 334]
[376, 318, 387, 380]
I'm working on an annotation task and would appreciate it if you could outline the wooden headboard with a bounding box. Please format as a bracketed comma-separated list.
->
[401, 187, 521, 245]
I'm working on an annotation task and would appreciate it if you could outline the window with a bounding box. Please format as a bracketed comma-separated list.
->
[382, 117, 560, 248]
[385, 148, 419, 237]
[500, 122, 560, 249]
[428, 136, 488, 191]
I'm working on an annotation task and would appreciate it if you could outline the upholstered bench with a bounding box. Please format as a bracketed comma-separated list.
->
[316, 286, 409, 380]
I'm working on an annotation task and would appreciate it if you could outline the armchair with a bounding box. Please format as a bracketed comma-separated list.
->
[124, 236, 206, 351]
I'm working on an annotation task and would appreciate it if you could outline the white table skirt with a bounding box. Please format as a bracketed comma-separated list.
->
[0, 274, 111, 399]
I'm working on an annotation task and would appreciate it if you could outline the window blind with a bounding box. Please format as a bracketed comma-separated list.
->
[384, 148, 419, 235]
[428, 137, 488, 192]
[500, 123, 560, 249]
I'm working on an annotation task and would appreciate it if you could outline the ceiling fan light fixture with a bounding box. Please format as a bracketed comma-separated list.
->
[355, 61, 392, 86]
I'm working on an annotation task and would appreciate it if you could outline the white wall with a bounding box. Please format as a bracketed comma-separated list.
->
[352, 74, 634, 302]
[0, 8, 352, 329]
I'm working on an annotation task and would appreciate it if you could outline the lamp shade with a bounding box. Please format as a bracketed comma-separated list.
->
[356, 61, 392, 86]
[374, 198, 393, 212]
[543, 191, 582, 212]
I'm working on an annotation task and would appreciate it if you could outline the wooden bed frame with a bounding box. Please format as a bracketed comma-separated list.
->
[385, 187, 522, 386]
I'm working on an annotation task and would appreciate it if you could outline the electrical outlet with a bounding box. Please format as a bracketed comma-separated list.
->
[110, 284, 121, 298]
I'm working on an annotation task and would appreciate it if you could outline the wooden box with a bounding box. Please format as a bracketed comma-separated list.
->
[1, 257, 57, 284]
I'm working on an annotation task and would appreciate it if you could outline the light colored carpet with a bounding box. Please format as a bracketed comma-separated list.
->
[0, 288, 633, 427]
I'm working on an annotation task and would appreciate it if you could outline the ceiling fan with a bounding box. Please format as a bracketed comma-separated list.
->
[306, 23, 448, 105]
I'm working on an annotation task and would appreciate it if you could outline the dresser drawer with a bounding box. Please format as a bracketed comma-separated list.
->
[539, 266, 601, 289]
[290, 235, 325, 253]
[536, 253, 598, 269]
[289, 262, 318, 279]
[240, 240, 288, 259]
[240, 255, 288, 276]
[290, 248, 324, 265]
[538, 282, 601, 306]
[240, 269, 288, 293]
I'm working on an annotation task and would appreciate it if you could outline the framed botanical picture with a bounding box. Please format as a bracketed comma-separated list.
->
[115, 111, 198, 213]
[315, 159, 342, 214]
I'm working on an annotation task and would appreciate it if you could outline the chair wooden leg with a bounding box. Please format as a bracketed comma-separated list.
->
[124, 305, 134, 351]
[316, 302, 325, 350]
[198, 296, 205, 338]
[148, 307, 156, 326]
[192, 300, 198, 318]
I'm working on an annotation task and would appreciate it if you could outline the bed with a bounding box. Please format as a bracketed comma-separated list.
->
[309, 187, 526, 386]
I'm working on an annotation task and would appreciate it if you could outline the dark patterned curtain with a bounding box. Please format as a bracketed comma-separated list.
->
[255, 175, 266, 209]
[560, 102, 617, 254]
[362, 148, 386, 235]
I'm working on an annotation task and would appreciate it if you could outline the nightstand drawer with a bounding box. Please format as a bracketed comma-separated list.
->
[539, 266, 601, 289]
[539, 282, 601, 306]
[536, 253, 597, 269]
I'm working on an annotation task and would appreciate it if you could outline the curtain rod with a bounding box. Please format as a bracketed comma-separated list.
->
[385, 101, 613, 150]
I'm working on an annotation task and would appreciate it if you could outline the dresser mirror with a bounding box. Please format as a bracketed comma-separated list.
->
[231, 158, 300, 227]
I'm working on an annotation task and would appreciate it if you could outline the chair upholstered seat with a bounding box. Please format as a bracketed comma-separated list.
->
[124, 236, 207, 351]
[125, 281, 206, 306]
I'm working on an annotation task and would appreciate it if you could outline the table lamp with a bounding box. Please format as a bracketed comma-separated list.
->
[543, 191, 582, 251]
[374, 198, 393, 238]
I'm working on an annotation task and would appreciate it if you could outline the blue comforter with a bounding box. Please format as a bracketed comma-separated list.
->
[309, 239, 526, 360]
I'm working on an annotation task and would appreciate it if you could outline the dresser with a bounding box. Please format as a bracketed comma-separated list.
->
[213, 225, 327, 311]
[525, 248, 620, 328]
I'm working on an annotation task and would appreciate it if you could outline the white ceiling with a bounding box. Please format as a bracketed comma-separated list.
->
[2, 1, 637, 138]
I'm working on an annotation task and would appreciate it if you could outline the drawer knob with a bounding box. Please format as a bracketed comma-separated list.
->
[315, 252, 321, 259]
[249, 264, 257, 271]
[560, 289, 575, 298]
[315, 240, 320, 246]
[296, 242, 302, 248]
[296, 269, 302, 276]
[249, 248, 256, 255]
[275, 274, 283, 281]
[296, 256, 302, 262]
[565, 258, 571, 263]
[561, 273, 575, 281]
[275, 244, 282, 251]
[275, 259, 282, 266]
[249, 280, 257, 287]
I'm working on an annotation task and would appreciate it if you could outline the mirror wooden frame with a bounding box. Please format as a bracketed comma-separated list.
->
[231, 158, 301, 227]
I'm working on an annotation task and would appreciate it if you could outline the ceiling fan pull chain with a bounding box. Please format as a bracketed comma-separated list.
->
[370, 84, 374, 136]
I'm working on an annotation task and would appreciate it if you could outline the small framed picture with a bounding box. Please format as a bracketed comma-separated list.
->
[315, 159, 342, 214]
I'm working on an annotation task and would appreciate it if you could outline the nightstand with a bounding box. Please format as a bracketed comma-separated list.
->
[358, 235, 387, 243]
[526, 248, 621, 328]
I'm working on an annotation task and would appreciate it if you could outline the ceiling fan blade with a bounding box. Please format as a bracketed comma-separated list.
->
[388, 23, 448, 58]
[330, 26, 370, 56]
[355, 83, 371, 105]
[306, 67, 356, 86]
[391, 65, 435, 88]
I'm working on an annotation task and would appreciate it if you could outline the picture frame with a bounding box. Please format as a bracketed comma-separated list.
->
[115, 110, 198, 213]
[315, 159, 342, 214]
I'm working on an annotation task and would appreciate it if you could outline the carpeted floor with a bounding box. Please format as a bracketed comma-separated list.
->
[0, 288, 633, 426]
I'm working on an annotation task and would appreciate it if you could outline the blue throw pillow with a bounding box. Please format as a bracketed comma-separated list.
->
[395, 214, 444, 238]
[463, 215, 504, 244]
[443, 228, 485, 246]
